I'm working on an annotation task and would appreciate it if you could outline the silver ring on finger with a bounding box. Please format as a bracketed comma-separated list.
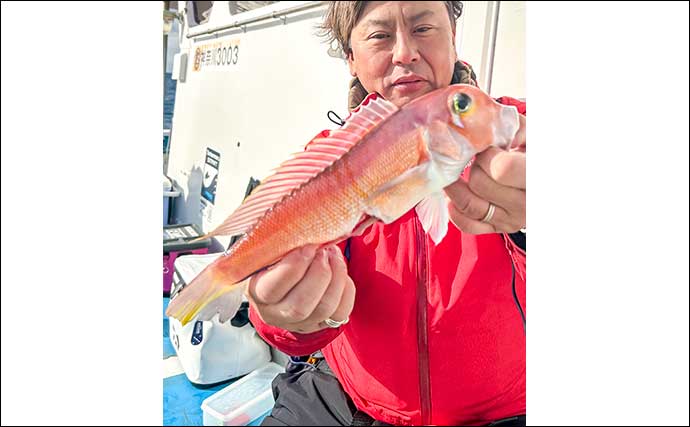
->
[324, 316, 349, 328]
[481, 202, 496, 223]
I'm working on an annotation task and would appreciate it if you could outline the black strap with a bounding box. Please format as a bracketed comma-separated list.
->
[327, 110, 345, 127]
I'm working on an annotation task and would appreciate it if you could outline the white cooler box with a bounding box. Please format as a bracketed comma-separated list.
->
[168, 252, 272, 386]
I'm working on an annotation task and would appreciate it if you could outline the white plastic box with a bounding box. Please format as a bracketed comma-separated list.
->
[201, 362, 284, 426]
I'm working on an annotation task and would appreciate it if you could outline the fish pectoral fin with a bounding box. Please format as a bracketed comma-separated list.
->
[415, 192, 450, 245]
[350, 215, 378, 237]
[365, 163, 441, 224]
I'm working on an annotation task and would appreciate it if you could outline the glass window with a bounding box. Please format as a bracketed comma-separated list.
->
[186, 1, 215, 27]
[228, 1, 279, 15]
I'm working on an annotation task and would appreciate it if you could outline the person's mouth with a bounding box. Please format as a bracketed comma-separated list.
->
[391, 75, 428, 93]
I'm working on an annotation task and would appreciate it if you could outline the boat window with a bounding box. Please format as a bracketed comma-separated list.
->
[228, 1, 279, 15]
[186, 1, 215, 27]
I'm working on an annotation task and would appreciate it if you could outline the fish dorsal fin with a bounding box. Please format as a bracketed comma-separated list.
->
[199, 94, 399, 240]
[339, 92, 399, 138]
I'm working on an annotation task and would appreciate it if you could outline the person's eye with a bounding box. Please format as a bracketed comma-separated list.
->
[415, 26, 433, 33]
[368, 32, 389, 40]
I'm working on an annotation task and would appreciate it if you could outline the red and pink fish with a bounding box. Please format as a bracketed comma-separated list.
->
[166, 84, 519, 326]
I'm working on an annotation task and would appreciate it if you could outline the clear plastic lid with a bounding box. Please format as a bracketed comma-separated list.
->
[202, 362, 284, 420]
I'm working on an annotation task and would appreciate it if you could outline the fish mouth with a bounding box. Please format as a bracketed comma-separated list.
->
[493, 105, 520, 149]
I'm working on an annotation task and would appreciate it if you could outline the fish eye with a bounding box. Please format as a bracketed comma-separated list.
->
[453, 93, 472, 114]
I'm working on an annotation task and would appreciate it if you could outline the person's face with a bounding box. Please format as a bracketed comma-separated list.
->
[347, 1, 457, 108]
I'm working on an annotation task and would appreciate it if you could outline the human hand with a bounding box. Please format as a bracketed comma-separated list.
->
[245, 245, 356, 334]
[444, 114, 526, 234]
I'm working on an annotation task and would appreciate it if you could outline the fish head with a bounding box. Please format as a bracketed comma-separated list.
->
[440, 84, 520, 156]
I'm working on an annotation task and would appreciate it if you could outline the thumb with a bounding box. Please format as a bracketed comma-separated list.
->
[509, 114, 526, 151]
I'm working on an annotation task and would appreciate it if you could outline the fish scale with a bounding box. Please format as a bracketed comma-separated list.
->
[225, 129, 419, 282]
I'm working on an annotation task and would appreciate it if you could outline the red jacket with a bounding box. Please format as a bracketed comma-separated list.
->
[250, 97, 527, 426]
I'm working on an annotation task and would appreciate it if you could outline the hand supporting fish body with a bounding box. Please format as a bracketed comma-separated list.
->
[165, 84, 519, 326]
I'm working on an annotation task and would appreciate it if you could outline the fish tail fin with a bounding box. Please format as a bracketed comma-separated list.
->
[165, 265, 248, 327]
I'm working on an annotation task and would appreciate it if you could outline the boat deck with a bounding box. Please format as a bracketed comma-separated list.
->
[162, 297, 269, 426]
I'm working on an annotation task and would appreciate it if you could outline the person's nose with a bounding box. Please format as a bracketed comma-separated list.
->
[392, 32, 419, 65]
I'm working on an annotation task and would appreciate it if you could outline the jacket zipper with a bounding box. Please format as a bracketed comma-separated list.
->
[414, 217, 432, 426]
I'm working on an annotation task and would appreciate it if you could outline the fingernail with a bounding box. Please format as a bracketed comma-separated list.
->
[329, 246, 346, 264]
[331, 245, 343, 258]
[318, 248, 329, 264]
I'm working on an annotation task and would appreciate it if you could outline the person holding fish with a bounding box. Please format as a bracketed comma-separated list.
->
[166, 1, 526, 425]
